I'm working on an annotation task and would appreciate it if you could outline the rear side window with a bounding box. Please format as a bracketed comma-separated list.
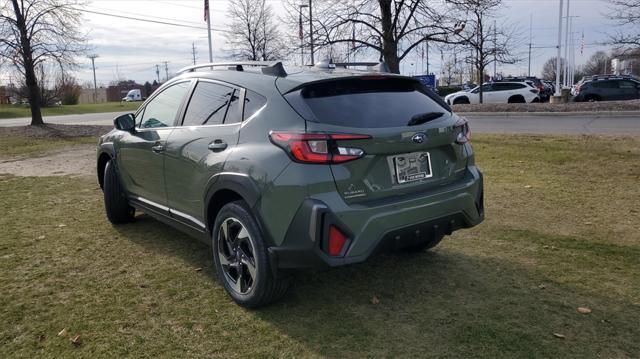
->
[243, 90, 267, 121]
[591, 81, 617, 89]
[285, 78, 448, 128]
[182, 82, 236, 126]
[619, 80, 638, 89]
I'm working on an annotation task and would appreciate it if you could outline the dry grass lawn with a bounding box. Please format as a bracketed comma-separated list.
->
[0, 133, 638, 358]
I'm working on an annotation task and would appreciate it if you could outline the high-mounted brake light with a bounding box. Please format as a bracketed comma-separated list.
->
[269, 131, 370, 164]
[454, 118, 471, 144]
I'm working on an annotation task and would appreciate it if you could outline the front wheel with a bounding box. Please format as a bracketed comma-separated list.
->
[103, 160, 135, 224]
[212, 201, 290, 308]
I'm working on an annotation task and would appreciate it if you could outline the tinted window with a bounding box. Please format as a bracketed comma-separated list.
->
[591, 81, 617, 89]
[243, 90, 267, 121]
[493, 83, 521, 91]
[619, 80, 638, 89]
[286, 78, 447, 128]
[139, 82, 190, 128]
[182, 82, 236, 126]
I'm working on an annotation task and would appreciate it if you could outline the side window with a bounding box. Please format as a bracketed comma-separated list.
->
[592, 81, 616, 89]
[243, 90, 267, 121]
[224, 90, 243, 124]
[481, 84, 493, 92]
[513, 83, 526, 90]
[139, 82, 190, 129]
[182, 82, 234, 126]
[619, 80, 636, 89]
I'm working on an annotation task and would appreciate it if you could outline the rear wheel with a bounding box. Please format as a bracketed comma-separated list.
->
[453, 97, 470, 105]
[212, 201, 290, 308]
[403, 234, 444, 252]
[103, 160, 135, 224]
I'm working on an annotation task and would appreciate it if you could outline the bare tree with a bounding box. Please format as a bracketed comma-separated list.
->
[0, 0, 86, 125]
[225, 0, 283, 61]
[283, 0, 460, 73]
[541, 56, 583, 83]
[447, 0, 521, 103]
[582, 51, 611, 76]
[607, 0, 640, 51]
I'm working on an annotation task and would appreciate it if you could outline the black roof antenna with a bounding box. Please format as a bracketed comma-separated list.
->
[262, 62, 287, 77]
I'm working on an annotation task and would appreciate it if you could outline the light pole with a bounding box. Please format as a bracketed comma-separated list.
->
[563, 0, 571, 87]
[308, 0, 314, 66]
[555, 0, 564, 97]
[299, 4, 309, 66]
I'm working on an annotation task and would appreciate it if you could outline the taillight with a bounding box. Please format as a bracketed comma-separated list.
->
[269, 131, 370, 164]
[328, 225, 348, 256]
[454, 117, 471, 144]
[575, 85, 582, 94]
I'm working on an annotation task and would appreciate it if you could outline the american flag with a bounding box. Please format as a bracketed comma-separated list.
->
[204, 0, 209, 22]
[299, 15, 303, 40]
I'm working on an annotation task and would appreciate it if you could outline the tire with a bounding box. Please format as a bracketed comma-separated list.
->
[453, 97, 470, 105]
[508, 95, 526, 103]
[585, 95, 600, 102]
[403, 234, 444, 252]
[103, 160, 135, 224]
[212, 201, 290, 308]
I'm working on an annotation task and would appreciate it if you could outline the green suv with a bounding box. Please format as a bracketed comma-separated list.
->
[97, 61, 484, 307]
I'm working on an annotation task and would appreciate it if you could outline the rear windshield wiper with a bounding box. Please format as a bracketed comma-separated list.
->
[407, 112, 444, 126]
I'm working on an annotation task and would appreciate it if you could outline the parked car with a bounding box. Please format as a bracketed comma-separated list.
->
[445, 81, 540, 104]
[97, 61, 484, 308]
[573, 75, 640, 102]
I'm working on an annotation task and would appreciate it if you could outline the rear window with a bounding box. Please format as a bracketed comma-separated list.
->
[284, 78, 449, 128]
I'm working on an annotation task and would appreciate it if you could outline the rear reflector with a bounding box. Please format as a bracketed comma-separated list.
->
[328, 225, 348, 256]
[269, 131, 370, 164]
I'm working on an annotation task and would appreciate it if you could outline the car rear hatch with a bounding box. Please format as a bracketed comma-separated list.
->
[279, 76, 470, 205]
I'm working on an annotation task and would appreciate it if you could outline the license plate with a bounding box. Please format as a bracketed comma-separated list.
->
[392, 152, 433, 184]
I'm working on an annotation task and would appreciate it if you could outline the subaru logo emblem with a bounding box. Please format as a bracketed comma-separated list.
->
[412, 133, 426, 144]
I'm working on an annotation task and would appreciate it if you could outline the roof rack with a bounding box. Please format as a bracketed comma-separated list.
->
[583, 74, 637, 81]
[314, 59, 390, 73]
[176, 61, 287, 77]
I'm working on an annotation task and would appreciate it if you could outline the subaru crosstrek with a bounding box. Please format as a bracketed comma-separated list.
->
[97, 61, 484, 308]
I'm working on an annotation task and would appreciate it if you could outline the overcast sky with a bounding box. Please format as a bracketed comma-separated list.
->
[0, 0, 619, 86]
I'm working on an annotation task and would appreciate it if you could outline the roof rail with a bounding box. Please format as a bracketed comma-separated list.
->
[176, 61, 287, 77]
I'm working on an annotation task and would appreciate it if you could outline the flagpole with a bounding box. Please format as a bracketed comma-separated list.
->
[205, 0, 213, 63]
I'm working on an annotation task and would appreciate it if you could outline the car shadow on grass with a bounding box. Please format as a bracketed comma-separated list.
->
[112, 213, 639, 358]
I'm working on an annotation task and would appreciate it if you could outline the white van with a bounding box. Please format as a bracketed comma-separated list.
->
[122, 89, 142, 102]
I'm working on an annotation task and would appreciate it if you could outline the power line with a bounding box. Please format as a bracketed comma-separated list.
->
[77, 8, 232, 33]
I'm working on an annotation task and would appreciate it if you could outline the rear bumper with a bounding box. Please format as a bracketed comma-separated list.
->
[268, 166, 484, 269]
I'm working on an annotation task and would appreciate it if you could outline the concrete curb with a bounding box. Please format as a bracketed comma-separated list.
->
[458, 111, 640, 117]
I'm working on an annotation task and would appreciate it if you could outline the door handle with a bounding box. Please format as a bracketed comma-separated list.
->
[208, 140, 228, 151]
[151, 144, 165, 153]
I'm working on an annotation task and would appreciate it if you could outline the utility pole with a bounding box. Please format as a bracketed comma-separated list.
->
[88, 54, 99, 103]
[155, 64, 160, 83]
[308, 0, 314, 66]
[528, 14, 532, 77]
[555, 0, 564, 96]
[192, 43, 197, 65]
[163, 61, 169, 81]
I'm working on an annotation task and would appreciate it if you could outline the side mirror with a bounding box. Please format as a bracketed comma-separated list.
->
[114, 113, 136, 132]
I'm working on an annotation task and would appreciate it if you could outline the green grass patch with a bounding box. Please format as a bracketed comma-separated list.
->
[0, 135, 638, 357]
[0, 102, 140, 119]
